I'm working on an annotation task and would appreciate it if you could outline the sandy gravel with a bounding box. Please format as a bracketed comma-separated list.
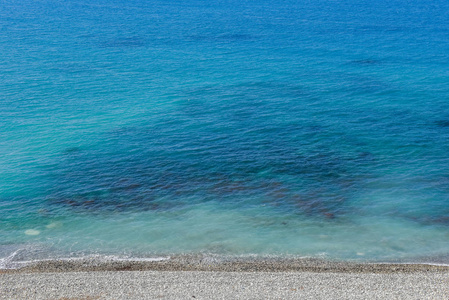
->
[1, 256, 449, 299]
[1, 269, 449, 299]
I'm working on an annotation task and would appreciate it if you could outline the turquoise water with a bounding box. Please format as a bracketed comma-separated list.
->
[1, 0, 449, 266]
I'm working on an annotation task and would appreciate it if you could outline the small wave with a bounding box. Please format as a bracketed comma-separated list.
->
[0, 249, 24, 269]
[0, 253, 170, 270]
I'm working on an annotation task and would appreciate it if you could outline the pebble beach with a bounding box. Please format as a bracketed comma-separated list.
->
[2, 256, 449, 299]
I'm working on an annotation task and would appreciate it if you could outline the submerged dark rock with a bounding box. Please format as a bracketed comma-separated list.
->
[63, 147, 81, 154]
[435, 120, 449, 128]
[101, 37, 146, 48]
[187, 33, 253, 42]
[292, 193, 345, 220]
[351, 59, 381, 65]
[47, 191, 161, 213]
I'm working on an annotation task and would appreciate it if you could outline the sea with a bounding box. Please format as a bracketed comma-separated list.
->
[1, 0, 449, 268]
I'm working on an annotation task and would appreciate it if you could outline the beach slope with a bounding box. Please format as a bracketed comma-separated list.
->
[1, 258, 449, 299]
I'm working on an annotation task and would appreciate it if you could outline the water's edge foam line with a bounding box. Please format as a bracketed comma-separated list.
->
[2, 254, 449, 273]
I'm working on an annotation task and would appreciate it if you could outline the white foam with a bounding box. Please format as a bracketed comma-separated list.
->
[0, 249, 22, 269]
[373, 261, 449, 267]
[101, 255, 170, 262]
[423, 263, 449, 267]
[0, 253, 171, 270]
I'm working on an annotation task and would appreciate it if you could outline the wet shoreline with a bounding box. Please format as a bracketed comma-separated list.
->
[3, 254, 449, 274]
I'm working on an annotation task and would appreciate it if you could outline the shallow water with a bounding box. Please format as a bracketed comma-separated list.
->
[1, 0, 449, 265]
